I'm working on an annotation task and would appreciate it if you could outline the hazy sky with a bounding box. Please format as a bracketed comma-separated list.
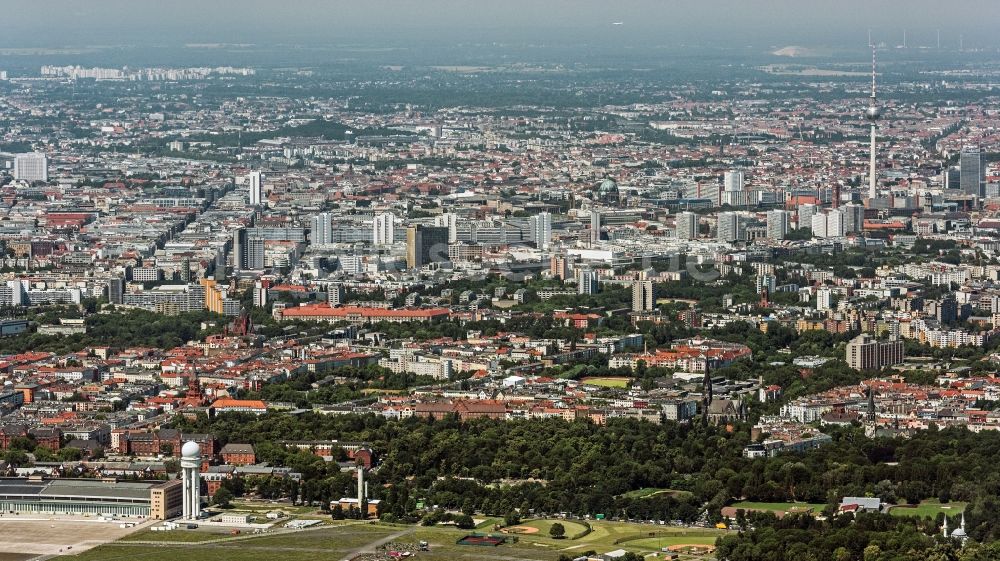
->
[4, 0, 998, 48]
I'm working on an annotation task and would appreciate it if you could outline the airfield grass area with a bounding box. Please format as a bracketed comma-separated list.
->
[580, 376, 631, 388]
[47, 518, 731, 561]
[409, 520, 729, 560]
[226, 501, 319, 515]
[51, 523, 401, 561]
[889, 500, 967, 519]
[120, 528, 234, 543]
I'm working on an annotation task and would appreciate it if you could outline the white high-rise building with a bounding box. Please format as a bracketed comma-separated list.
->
[13, 153, 48, 182]
[339, 254, 363, 276]
[724, 170, 745, 192]
[529, 212, 553, 250]
[311, 213, 333, 245]
[824, 209, 845, 238]
[578, 269, 599, 295]
[590, 210, 601, 245]
[717, 212, 742, 242]
[434, 213, 458, 243]
[373, 213, 396, 246]
[766, 210, 789, 240]
[675, 211, 698, 240]
[7, 280, 27, 306]
[247, 171, 263, 206]
[252, 281, 268, 308]
[797, 203, 817, 230]
[817, 288, 833, 311]
[811, 212, 828, 238]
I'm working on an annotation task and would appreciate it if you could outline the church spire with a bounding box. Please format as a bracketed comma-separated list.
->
[867, 385, 876, 422]
[701, 370, 713, 427]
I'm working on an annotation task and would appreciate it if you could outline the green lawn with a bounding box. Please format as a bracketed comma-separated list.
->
[889, 500, 967, 519]
[626, 534, 720, 548]
[729, 501, 825, 513]
[50, 519, 728, 561]
[620, 488, 693, 500]
[580, 377, 631, 388]
[509, 519, 729, 555]
[474, 516, 501, 529]
[227, 502, 317, 515]
[120, 528, 231, 543]
[402, 526, 562, 561]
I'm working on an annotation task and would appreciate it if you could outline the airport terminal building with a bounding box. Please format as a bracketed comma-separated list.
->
[0, 478, 182, 519]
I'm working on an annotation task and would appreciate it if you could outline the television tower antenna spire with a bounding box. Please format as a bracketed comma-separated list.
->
[865, 45, 881, 203]
[871, 46, 877, 100]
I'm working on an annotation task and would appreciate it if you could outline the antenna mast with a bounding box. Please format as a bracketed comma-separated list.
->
[871, 45, 877, 102]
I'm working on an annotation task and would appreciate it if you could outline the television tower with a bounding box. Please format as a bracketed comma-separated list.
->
[865, 45, 881, 202]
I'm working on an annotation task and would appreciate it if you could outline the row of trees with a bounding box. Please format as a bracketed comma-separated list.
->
[238, 366, 438, 408]
[0, 308, 225, 355]
[170, 411, 1000, 541]
[716, 511, 1000, 561]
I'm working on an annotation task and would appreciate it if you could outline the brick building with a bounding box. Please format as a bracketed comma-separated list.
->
[219, 443, 256, 465]
[112, 428, 215, 457]
[0, 425, 62, 451]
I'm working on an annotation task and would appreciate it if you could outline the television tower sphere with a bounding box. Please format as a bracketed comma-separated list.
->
[181, 441, 201, 458]
[865, 105, 881, 121]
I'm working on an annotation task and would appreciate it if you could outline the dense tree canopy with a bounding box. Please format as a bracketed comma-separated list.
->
[169, 411, 1000, 541]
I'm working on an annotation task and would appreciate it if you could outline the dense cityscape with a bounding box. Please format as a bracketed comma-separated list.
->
[0, 1, 999, 561]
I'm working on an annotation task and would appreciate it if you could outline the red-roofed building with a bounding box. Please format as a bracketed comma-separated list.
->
[279, 304, 450, 325]
[209, 398, 267, 416]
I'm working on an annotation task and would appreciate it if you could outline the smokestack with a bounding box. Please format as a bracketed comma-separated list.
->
[357, 465, 364, 504]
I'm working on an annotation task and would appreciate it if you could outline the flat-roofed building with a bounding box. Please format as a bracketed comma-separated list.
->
[846, 334, 904, 371]
[0, 477, 182, 519]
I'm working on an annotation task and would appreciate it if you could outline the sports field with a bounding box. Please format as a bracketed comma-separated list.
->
[729, 501, 825, 513]
[519, 518, 589, 537]
[889, 500, 966, 519]
[580, 377, 631, 388]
